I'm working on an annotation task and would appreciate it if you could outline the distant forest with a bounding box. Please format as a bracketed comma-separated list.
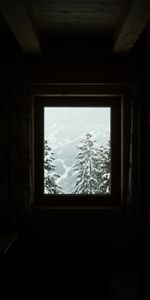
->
[44, 133, 111, 195]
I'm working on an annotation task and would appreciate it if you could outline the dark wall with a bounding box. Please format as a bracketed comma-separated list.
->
[140, 49, 150, 276]
[0, 57, 138, 216]
[0, 40, 143, 268]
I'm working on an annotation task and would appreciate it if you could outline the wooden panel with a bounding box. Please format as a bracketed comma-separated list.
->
[0, 0, 40, 52]
[113, 0, 150, 53]
[30, 0, 124, 33]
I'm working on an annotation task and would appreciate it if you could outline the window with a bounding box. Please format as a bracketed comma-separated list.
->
[44, 107, 111, 195]
[34, 93, 122, 208]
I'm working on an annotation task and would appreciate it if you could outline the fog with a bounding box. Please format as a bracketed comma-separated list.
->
[44, 107, 110, 148]
[44, 107, 110, 193]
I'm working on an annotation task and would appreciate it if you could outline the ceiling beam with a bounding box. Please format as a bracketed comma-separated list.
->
[113, 0, 150, 53]
[0, 0, 40, 53]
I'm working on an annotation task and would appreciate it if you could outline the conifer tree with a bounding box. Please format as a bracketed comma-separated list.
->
[73, 133, 100, 194]
[97, 140, 111, 193]
[73, 134, 111, 194]
[44, 140, 62, 194]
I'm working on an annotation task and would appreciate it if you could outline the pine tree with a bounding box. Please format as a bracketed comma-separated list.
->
[73, 134, 111, 195]
[97, 140, 111, 193]
[73, 133, 100, 194]
[44, 140, 62, 194]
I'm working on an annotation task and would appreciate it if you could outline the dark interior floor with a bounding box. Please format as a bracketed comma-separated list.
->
[0, 254, 139, 299]
[0, 211, 140, 299]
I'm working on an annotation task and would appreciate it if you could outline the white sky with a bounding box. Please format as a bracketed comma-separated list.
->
[44, 107, 110, 148]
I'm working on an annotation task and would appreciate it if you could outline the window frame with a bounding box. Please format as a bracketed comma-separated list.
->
[33, 92, 123, 209]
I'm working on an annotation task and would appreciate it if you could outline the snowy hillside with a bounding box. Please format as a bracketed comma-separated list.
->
[44, 107, 110, 194]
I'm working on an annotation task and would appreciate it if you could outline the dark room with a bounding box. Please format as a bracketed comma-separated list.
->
[0, 0, 149, 298]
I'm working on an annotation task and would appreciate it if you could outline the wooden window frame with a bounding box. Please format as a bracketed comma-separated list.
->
[31, 84, 132, 209]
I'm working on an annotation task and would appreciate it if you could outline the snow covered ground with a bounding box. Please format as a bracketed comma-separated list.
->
[44, 107, 110, 194]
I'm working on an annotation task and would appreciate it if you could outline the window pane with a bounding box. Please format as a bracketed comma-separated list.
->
[44, 107, 111, 195]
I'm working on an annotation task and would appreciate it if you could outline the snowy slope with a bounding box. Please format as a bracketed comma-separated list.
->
[44, 107, 110, 194]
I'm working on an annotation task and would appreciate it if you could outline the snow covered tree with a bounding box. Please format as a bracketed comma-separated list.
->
[44, 140, 62, 194]
[97, 140, 111, 193]
[73, 134, 111, 194]
[73, 133, 100, 194]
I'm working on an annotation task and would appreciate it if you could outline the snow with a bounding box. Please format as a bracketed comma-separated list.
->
[56, 159, 72, 182]
[44, 107, 111, 194]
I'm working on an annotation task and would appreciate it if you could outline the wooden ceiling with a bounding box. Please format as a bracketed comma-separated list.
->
[30, 0, 124, 35]
[0, 0, 150, 54]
